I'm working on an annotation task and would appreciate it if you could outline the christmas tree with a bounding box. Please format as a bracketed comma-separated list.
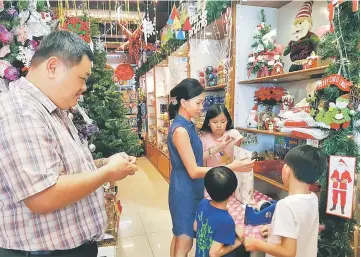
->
[80, 47, 143, 158]
[315, 2, 360, 256]
[246, 9, 282, 78]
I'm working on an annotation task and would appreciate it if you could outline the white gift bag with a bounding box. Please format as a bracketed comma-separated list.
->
[233, 145, 254, 204]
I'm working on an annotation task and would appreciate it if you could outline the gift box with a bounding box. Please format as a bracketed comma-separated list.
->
[244, 200, 277, 226]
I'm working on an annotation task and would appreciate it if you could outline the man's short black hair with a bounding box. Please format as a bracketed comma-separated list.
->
[284, 145, 328, 184]
[31, 30, 94, 67]
[205, 166, 238, 202]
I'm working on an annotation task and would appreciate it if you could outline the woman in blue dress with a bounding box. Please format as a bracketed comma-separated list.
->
[168, 79, 254, 257]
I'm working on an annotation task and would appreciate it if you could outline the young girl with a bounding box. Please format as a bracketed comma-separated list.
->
[168, 79, 253, 257]
[200, 104, 243, 167]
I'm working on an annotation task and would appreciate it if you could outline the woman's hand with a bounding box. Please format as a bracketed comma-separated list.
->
[214, 135, 234, 153]
[227, 159, 255, 172]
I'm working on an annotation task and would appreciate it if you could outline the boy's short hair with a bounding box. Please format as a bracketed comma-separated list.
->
[284, 145, 327, 184]
[205, 166, 238, 202]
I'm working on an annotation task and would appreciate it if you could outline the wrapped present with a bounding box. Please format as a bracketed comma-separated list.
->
[244, 200, 277, 226]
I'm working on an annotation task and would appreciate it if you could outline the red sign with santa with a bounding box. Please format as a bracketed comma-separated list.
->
[327, 156, 356, 219]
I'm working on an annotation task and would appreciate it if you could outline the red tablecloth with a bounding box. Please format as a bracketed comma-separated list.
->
[205, 190, 272, 239]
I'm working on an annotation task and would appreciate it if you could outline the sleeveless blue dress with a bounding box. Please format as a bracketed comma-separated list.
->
[168, 115, 204, 238]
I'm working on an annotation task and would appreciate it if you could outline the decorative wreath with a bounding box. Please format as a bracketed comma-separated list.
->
[61, 17, 90, 42]
[114, 63, 134, 81]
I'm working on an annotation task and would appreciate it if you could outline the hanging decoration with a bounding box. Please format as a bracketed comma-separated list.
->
[162, 4, 191, 45]
[115, 23, 156, 63]
[142, 14, 156, 44]
[326, 156, 356, 219]
[61, 16, 91, 42]
[114, 63, 135, 81]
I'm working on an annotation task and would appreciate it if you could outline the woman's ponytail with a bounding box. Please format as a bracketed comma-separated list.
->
[168, 100, 179, 120]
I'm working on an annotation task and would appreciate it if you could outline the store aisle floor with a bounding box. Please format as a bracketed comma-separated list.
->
[113, 157, 196, 257]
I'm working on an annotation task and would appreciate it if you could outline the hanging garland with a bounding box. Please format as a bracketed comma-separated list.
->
[135, 38, 186, 78]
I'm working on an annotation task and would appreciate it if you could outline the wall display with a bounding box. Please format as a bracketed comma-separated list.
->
[327, 156, 356, 219]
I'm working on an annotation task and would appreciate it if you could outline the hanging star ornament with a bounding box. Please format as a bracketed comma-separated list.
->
[115, 23, 157, 63]
[142, 16, 156, 44]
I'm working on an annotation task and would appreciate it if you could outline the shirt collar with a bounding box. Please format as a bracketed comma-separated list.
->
[12, 77, 58, 114]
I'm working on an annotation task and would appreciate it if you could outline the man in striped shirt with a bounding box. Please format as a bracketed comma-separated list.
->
[0, 31, 138, 257]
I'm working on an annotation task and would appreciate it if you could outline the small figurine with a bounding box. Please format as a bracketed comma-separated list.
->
[331, 95, 356, 130]
[246, 102, 258, 128]
[281, 92, 295, 111]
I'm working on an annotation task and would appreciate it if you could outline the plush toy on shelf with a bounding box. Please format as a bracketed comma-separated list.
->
[331, 94, 356, 130]
[283, 1, 320, 72]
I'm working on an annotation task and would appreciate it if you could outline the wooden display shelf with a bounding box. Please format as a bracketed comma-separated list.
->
[158, 118, 169, 122]
[236, 127, 304, 139]
[157, 95, 169, 98]
[238, 66, 328, 84]
[159, 148, 169, 158]
[204, 83, 227, 91]
[254, 173, 288, 192]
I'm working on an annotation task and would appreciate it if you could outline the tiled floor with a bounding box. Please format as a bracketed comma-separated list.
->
[112, 157, 197, 257]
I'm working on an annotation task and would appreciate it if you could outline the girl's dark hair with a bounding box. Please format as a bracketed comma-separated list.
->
[169, 78, 204, 120]
[200, 104, 233, 132]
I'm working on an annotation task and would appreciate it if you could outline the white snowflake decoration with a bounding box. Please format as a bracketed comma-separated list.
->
[95, 39, 105, 52]
[17, 46, 35, 68]
[142, 17, 155, 44]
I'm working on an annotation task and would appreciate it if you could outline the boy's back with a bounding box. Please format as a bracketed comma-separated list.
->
[266, 192, 319, 257]
[195, 199, 236, 257]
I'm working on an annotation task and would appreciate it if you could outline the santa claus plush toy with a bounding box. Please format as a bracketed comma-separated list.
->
[284, 1, 320, 72]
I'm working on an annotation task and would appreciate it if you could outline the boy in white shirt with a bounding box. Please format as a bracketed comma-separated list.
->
[244, 145, 327, 257]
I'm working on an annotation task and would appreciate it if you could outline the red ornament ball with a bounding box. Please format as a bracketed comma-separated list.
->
[114, 63, 134, 81]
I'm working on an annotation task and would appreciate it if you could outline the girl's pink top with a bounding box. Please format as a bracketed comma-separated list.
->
[200, 129, 243, 167]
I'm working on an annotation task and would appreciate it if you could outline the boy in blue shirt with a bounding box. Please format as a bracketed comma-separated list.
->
[194, 166, 248, 257]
